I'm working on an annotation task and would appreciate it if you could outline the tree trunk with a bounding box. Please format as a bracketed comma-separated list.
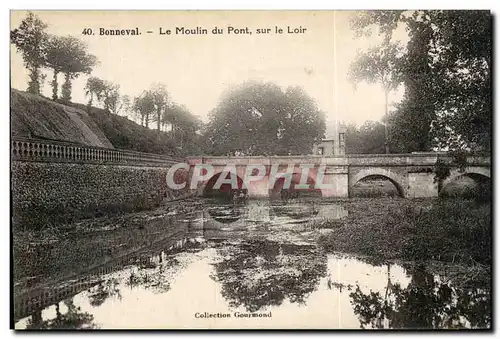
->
[27, 66, 41, 95]
[86, 93, 93, 113]
[157, 109, 161, 140]
[384, 89, 390, 154]
[32, 309, 42, 326]
[61, 72, 72, 102]
[51, 71, 58, 100]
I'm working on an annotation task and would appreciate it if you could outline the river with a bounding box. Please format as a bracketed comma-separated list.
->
[13, 199, 491, 329]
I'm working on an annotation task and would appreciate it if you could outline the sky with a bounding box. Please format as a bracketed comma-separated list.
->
[10, 10, 408, 127]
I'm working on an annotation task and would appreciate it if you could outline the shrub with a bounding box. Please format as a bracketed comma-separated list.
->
[401, 200, 491, 265]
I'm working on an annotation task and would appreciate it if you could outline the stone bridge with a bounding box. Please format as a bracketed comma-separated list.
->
[186, 153, 491, 198]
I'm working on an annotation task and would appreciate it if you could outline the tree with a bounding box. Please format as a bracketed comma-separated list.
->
[350, 10, 492, 153]
[205, 81, 325, 156]
[133, 91, 155, 128]
[150, 83, 169, 137]
[427, 11, 491, 152]
[281, 86, 327, 155]
[84, 76, 106, 108]
[44, 35, 66, 99]
[345, 121, 386, 154]
[162, 102, 202, 149]
[348, 42, 404, 153]
[55, 35, 97, 102]
[101, 81, 120, 113]
[10, 12, 48, 95]
[120, 95, 131, 116]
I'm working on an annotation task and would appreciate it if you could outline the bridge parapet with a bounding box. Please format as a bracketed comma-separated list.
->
[11, 137, 181, 167]
[186, 155, 348, 166]
[186, 154, 489, 168]
[347, 153, 490, 167]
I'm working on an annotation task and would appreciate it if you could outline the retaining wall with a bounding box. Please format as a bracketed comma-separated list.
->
[11, 138, 192, 230]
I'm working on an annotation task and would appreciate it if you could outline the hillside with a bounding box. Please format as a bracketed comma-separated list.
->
[11, 89, 113, 148]
[64, 102, 179, 156]
[10, 89, 183, 156]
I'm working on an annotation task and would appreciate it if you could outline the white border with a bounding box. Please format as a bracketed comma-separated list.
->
[3, 1, 498, 338]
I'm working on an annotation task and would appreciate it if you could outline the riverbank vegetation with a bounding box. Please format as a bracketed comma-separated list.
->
[318, 198, 491, 268]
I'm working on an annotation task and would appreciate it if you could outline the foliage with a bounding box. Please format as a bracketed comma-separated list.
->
[318, 198, 491, 266]
[101, 81, 120, 113]
[75, 101, 181, 155]
[84, 76, 106, 108]
[88, 279, 122, 307]
[351, 10, 492, 153]
[44, 35, 66, 99]
[162, 102, 202, 150]
[349, 10, 405, 42]
[348, 41, 404, 154]
[433, 150, 469, 190]
[120, 95, 131, 116]
[85, 77, 131, 114]
[402, 200, 491, 265]
[133, 90, 156, 128]
[348, 41, 404, 94]
[432, 159, 451, 190]
[10, 12, 48, 95]
[57, 99, 203, 156]
[54, 35, 97, 102]
[205, 81, 325, 155]
[150, 83, 169, 135]
[345, 121, 386, 154]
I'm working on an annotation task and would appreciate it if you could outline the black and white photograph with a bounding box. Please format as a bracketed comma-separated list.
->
[9, 8, 492, 330]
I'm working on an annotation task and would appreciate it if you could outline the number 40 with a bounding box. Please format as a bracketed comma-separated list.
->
[82, 28, 93, 35]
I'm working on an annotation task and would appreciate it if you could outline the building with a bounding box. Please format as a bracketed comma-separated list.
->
[312, 122, 346, 156]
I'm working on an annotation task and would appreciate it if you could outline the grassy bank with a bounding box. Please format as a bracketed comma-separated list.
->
[318, 198, 491, 267]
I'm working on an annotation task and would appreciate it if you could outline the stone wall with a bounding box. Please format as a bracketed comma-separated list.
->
[11, 138, 192, 230]
[12, 162, 191, 230]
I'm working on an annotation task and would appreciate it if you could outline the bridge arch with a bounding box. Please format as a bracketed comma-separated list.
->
[352, 168, 406, 197]
[200, 169, 245, 198]
[440, 167, 491, 194]
[269, 169, 324, 200]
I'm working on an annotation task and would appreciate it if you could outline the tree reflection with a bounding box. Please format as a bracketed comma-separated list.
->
[349, 264, 491, 329]
[25, 299, 95, 329]
[211, 239, 327, 312]
[88, 278, 122, 307]
[207, 204, 245, 224]
[270, 202, 320, 221]
[125, 254, 184, 294]
[126, 264, 171, 294]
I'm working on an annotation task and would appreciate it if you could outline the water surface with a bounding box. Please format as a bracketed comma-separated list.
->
[14, 199, 490, 329]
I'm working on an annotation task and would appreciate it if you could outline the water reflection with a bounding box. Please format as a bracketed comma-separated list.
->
[25, 299, 96, 330]
[14, 200, 490, 329]
[207, 205, 245, 224]
[211, 239, 327, 312]
[202, 199, 348, 227]
[88, 278, 122, 307]
[348, 264, 491, 329]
